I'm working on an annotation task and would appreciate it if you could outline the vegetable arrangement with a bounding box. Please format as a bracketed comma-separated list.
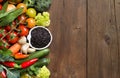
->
[0, 0, 52, 78]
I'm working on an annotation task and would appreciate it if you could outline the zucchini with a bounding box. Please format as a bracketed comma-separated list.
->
[15, 49, 50, 64]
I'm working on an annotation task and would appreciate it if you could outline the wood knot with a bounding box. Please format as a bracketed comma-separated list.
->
[74, 25, 82, 30]
[104, 34, 111, 45]
[118, 2, 120, 5]
[75, 27, 81, 29]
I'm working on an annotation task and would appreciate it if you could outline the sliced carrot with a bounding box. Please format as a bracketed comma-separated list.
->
[9, 43, 21, 56]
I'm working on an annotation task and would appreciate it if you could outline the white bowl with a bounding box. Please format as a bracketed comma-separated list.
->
[27, 26, 53, 50]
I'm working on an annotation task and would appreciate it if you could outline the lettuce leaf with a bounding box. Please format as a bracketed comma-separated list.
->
[0, 49, 14, 62]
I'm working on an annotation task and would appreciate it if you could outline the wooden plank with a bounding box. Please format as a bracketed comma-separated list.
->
[48, 0, 87, 78]
[87, 0, 119, 78]
[115, 0, 120, 77]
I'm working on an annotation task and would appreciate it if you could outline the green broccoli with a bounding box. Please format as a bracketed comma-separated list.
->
[34, 0, 52, 12]
[37, 66, 50, 78]
[23, 0, 35, 8]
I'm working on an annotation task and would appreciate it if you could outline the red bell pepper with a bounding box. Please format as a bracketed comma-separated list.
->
[20, 58, 38, 68]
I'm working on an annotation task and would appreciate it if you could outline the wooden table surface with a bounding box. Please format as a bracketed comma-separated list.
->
[48, 0, 120, 78]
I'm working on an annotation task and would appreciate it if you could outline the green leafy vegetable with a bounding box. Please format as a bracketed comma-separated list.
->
[0, 11, 14, 18]
[0, 8, 23, 26]
[0, 49, 14, 62]
[6, 69, 20, 78]
[0, 2, 15, 19]
[0, 66, 3, 72]
[23, 0, 35, 7]
[0, 65, 20, 78]
[35, 12, 50, 26]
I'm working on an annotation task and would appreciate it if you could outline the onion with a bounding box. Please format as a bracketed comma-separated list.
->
[6, 4, 16, 12]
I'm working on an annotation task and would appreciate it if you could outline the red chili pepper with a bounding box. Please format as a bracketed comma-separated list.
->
[20, 58, 38, 68]
[1, 61, 19, 68]
[0, 70, 6, 78]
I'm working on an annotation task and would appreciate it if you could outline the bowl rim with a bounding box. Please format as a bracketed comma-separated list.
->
[27, 26, 53, 50]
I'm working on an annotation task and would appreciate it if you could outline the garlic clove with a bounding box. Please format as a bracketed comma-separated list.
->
[27, 48, 36, 53]
[21, 43, 29, 54]
[18, 36, 27, 45]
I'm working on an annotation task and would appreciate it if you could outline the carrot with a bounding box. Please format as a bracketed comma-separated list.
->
[9, 43, 21, 56]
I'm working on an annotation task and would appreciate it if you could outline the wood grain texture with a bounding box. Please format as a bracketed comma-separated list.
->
[115, 0, 120, 77]
[87, 0, 119, 78]
[48, 0, 86, 78]
[48, 0, 120, 78]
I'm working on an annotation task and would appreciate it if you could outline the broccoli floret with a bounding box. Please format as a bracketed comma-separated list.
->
[34, 0, 52, 12]
[23, 0, 35, 8]
[37, 66, 50, 78]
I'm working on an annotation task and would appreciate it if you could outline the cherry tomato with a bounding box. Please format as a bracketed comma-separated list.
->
[0, 0, 3, 3]
[26, 18, 36, 28]
[5, 21, 16, 31]
[12, 21, 16, 25]
[18, 25, 29, 36]
[26, 8, 37, 18]
[0, 28, 7, 38]
[5, 25, 11, 31]
[16, 3, 27, 13]
[6, 31, 19, 44]
[17, 14, 27, 24]
[0, 4, 2, 10]
[0, 39, 10, 49]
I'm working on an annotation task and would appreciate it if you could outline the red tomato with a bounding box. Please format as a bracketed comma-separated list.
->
[0, 39, 10, 49]
[0, 4, 2, 10]
[18, 25, 29, 36]
[5, 21, 16, 31]
[12, 21, 16, 26]
[6, 31, 19, 44]
[0, 0, 3, 3]
[0, 28, 7, 38]
[17, 14, 27, 24]
[5, 25, 11, 31]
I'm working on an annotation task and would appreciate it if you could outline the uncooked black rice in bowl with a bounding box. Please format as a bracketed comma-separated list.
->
[27, 26, 52, 50]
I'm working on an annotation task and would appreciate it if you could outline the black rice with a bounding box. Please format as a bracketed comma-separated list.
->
[30, 27, 51, 48]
